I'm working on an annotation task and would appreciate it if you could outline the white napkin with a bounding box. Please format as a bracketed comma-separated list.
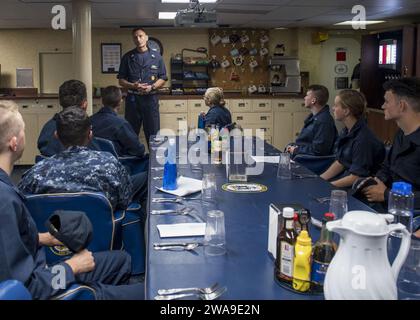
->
[157, 223, 206, 238]
[156, 176, 202, 197]
[250, 155, 280, 164]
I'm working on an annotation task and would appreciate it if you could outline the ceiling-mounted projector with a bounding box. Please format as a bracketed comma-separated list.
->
[174, 0, 217, 27]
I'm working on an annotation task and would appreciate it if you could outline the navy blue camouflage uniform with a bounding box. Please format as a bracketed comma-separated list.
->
[335, 118, 385, 180]
[204, 105, 232, 128]
[291, 105, 337, 157]
[0, 168, 144, 300]
[118, 47, 167, 146]
[18, 146, 133, 211]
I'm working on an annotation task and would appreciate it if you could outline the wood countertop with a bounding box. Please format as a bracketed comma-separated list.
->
[0, 92, 303, 100]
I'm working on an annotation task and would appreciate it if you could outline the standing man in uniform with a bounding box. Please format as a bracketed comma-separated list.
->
[118, 28, 167, 147]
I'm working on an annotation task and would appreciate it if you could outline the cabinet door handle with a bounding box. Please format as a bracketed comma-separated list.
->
[22, 105, 29, 108]
[175, 104, 182, 107]
[237, 116, 243, 120]
[194, 103, 201, 107]
[259, 103, 266, 107]
[238, 103, 245, 107]
[47, 105, 54, 108]
[277, 103, 285, 107]
[260, 116, 268, 120]
[176, 117, 184, 121]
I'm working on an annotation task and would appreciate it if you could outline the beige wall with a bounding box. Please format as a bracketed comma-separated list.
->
[0, 27, 360, 92]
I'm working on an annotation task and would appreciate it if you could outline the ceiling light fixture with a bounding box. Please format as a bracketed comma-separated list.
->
[161, 0, 218, 3]
[334, 20, 385, 26]
[159, 12, 177, 19]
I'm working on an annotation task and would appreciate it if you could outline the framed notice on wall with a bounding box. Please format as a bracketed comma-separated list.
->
[101, 43, 121, 74]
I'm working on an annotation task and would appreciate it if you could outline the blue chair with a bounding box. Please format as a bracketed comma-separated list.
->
[25, 192, 124, 263]
[91, 137, 148, 175]
[24, 192, 145, 275]
[51, 284, 97, 300]
[123, 203, 146, 275]
[0, 280, 31, 300]
[293, 154, 336, 175]
[0, 280, 96, 300]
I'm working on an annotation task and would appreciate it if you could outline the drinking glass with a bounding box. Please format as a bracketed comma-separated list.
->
[277, 152, 291, 180]
[227, 151, 247, 182]
[329, 190, 348, 220]
[398, 235, 420, 300]
[202, 173, 217, 211]
[204, 210, 226, 256]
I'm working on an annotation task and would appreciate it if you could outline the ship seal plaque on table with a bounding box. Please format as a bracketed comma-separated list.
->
[222, 183, 268, 193]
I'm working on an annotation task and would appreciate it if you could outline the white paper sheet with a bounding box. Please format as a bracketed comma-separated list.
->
[250, 155, 280, 164]
[156, 176, 202, 197]
[157, 223, 206, 238]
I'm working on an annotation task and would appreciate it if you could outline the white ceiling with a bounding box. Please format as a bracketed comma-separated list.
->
[0, 0, 419, 29]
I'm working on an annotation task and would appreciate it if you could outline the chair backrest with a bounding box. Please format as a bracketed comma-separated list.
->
[36, 137, 118, 163]
[0, 280, 32, 300]
[24, 192, 122, 264]
[90, 137, 119, 158]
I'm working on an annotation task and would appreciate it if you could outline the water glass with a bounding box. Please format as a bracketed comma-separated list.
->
[190, 146, 203, 174]
[329, 190, 348, 220]
[202, 173, 216, 201]
[277, 152, 291, 180]
[204, 210, 226, 256]
[188, 126, 197, 147]
[227, 151, 247, 182]
[398, 236, 420, 300]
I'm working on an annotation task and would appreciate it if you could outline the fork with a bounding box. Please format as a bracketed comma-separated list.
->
[154, 243, 200, 252]
[151, 207, 204, 222]
[155, 286, 227, 300]
[157, 282, 220, 295]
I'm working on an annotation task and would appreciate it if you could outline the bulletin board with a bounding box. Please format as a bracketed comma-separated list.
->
[208, 28, 270, 92]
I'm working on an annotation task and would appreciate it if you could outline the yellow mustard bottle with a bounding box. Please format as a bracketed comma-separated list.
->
[292, 230, 312, 292]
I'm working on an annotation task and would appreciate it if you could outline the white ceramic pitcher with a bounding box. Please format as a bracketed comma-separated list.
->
[324, 210, 411, 300]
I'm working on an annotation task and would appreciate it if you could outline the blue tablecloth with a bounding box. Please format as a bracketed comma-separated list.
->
[145, 139, 378, 300]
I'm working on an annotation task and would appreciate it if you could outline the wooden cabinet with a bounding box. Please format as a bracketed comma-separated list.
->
[292, 111, 309, 139]
[13, 96, 307, 164]
[229, 99, 252, 112]
[272, 99, 310, 150]
[20, 113, 38, 165]
[17, 99, 59, 165]
[273, 111, 293, 150]
[187, 99, 208, 128]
